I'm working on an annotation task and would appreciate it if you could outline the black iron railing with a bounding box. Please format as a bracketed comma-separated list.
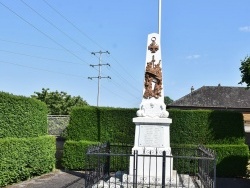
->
[85, 143, 216, 188]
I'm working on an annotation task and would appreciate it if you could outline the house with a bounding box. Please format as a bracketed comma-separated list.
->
[167, 85, 250, 124]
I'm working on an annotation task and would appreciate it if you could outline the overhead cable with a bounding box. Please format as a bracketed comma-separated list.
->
[0, 1, 90, 67]
[20, 0, 92, 54]
[0, 60, 87, 79]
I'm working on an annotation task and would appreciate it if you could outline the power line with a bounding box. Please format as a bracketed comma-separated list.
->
[40, 0, 142, 99]
[0, 49, 84, 66]
[1, 36, 141, 96]
[0, 1, 90, 67]
[99, 82, 139, 107]
[1, 37, 141, 94]
[95, 67, 141, 98]
[88, 51, 111, 107]
[0, 1, 142, 107]
[0, 60, 87, 79]
[42, 0, 106, 51]
[41, 0, 141, 86]
[109, 66, 142, 94]
[0, 38, 63, 50]
[109, 55, 142, 84]
[20, 0, 92, 54]
[108, 78, 141, 100]
[90, 78, 139, 106]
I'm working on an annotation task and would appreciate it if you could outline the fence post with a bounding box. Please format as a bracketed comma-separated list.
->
[162, 151, 166, 187]
[213, 155, 217, 188]
[104, 142, 110, 177]
[133, 150, 138, 188]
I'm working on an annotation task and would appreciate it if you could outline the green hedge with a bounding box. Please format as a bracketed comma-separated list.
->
[62, 140, 99, 170]
[66, 106, 136, 143]
[169, 109, 245, 144]
[171, 144, 249, 177]
[208, 144, 249, 177]
[64, 107, 248, 177]
[0, 136, 56, 187]
[63, 141, 249, 178]
[66, 108, 244, 145]
[0, 92, 48, 138]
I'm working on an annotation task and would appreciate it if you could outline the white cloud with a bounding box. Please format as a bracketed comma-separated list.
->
[186, 54, 201, 60]
[239, 26, 250, 32]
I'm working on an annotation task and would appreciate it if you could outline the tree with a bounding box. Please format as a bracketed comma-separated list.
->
[164, 96, 173, 105]
[239, 56, 250, 89]
[31, 88, 88, 115]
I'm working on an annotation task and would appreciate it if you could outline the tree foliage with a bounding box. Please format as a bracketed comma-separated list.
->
[31, 88, 88, 115]
[164, 96, 173, 105]
[239, 56, 250, 89]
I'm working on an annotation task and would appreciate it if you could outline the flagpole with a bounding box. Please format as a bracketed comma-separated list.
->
[158, 0, 162, 37]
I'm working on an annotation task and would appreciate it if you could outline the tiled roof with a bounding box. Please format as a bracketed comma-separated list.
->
[169, 86, 250, 108]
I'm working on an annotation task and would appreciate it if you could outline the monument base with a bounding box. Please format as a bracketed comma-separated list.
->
[92, 172, 201, 188]
[129, 146, 173, 179]
[123, 170, 177, 185]
[130, 117, 173, 175]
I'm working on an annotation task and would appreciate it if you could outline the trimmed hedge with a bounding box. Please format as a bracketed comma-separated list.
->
[62, 140, 99, 170]
[208, 144, 249, 177]
[64, 107, 248, 177]
[169, 109, 245, 144]
[171, 144, 249, 177]
[66, 106, 136, 143]
[63, 142, 249, 177]
[0, 92, 48, 138]
[0, 91, 55, 186]
[66, 107, 244, 145]
[66, 107, 99, 141]
[0, 136, 56, 187]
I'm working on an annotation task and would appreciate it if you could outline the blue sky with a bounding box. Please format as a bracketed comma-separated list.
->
[0, 0, 250, 108]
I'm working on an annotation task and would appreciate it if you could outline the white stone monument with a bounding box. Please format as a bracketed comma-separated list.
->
[123, 33, 173, 185]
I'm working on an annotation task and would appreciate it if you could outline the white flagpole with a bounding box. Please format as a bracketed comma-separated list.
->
[158, 0, 162, 37]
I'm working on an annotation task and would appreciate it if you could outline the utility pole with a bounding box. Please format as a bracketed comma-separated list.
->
[88, 51, 111, 107]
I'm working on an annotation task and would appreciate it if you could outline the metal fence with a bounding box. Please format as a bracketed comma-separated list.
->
[85, 143, 216, 188]
[47, 115, 69, 136]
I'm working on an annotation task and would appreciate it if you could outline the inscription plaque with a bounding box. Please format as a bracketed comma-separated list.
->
[139, 125, 164, 147]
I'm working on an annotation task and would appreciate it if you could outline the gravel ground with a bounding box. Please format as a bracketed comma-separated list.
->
[4, 170, 250, 188]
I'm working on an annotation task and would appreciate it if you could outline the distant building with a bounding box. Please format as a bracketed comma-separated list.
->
[168, 85, 250, 124]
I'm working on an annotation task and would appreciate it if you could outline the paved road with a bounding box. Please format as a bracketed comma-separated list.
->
[4, 170, 85, 188]
[4, 170, 250, 188]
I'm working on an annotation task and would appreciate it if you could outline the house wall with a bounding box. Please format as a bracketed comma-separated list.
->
[243, 112, 250, 125]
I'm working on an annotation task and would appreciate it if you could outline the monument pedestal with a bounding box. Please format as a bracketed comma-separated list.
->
[123, 117, 173, 185]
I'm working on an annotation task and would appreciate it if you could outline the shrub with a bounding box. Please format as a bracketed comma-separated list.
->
[208, 144, 249, 177]
[0, 92, 48, 138]
[66, 107, 99, 141]
[66, 106, 136, 143]
[169, 109, 245, 144]
[66, 108, 245, 145]
[0, 136, 56, 187]
[171, 144, 249, 177]
[64, 107, 248, 177]
[62, 140, 99, 170]
[98, 107, 136, 143]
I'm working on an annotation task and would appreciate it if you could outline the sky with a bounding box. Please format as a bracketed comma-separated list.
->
[0, 0, 250, 108]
